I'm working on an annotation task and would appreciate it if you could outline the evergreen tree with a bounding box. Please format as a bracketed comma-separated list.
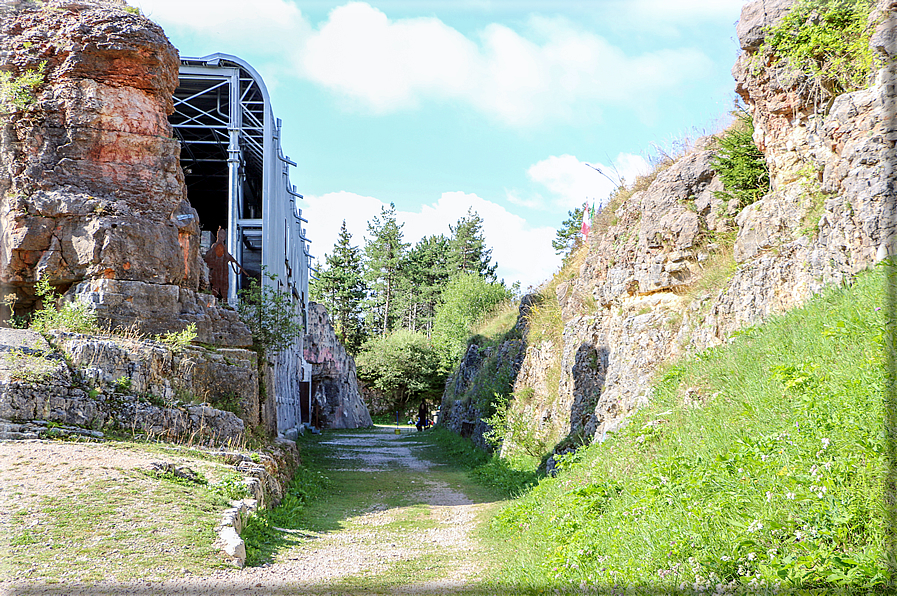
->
[397, 234, 452, 336]
[553, 206, 584, 257]
[364, 203, 409, 335]
[448, 208, 497, 280]
[310, 221, 367, 354]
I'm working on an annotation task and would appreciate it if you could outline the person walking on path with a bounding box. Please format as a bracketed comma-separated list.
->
[416, 400, 429, 432]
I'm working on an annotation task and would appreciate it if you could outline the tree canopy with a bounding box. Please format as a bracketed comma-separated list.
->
[310, 220, 367, 355]
[432, 272, 511, 370]
[355, 329, 443, 412]
[449, 208, 497, 280]
[314, 206, 511, 413]
[364, 203, 409, 336]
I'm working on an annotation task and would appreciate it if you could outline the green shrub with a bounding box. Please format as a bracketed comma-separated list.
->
[484, 390, 548, 459]
[237, 270, 304, 359]
[0, 61, 46, 113]
[763, 0, 877, 100]
[29, 279, 98, 334]
[355, 329, 443, 412]
[711, 111, 770, 210]
[157, 323, 197, 352]
[432, 272, 511, 370]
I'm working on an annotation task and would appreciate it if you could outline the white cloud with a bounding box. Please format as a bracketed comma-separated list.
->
[522, 153, 650, 211]
[134, 0, 310, 56]
[134, 0, 717, 126]
[297, 3, 715, 126]
[301, 190, 559, 290]
[301, 3, 476, 112]
[299, 191, 385, 263]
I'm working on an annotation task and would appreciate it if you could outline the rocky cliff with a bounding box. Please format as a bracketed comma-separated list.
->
[303, 302, 372, 429]
[442, 0, 895, 455]
[0, 0, 249, 346]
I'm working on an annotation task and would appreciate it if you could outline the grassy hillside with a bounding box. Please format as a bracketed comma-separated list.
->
[484, 261, 892, 593]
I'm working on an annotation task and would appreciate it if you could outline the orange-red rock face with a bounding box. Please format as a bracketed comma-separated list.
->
[0, 0, 200, 296]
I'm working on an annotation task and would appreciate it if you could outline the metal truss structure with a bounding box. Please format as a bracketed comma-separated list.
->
[171, 53, 313, 431]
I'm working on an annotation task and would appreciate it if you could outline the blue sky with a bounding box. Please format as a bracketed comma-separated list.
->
[135, 0, 746, 289]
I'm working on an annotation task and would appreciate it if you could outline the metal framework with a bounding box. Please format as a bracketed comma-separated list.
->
[171, 53, 313, 432]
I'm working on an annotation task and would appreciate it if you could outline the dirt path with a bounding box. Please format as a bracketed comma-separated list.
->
[185, 426, 498, 594]
[1, 427, 501, 595]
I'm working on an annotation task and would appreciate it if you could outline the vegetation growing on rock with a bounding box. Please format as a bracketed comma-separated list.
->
[237, 270, 304, 359]
[763, 0, 877, 103]
[710, 111, 770, 209]
[0, 61, 45, 113]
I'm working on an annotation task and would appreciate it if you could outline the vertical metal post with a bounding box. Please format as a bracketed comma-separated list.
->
[226, 69, 241, 305]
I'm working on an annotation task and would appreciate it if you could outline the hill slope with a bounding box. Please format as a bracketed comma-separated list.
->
[487, 261, 891, 592]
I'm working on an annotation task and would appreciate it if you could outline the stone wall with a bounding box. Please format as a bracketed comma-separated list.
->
[445, 0, 896, 454]
[0, 0, 250, 346]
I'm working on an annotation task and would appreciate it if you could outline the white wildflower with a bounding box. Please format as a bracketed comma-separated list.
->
[821, 438, 830, 449]
[785, 492, 795, 500]
[766, 491, 773, 502]
[747, 552, 757, 561]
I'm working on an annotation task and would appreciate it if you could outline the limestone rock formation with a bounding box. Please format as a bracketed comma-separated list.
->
[445, 0, 896, 454]
[441, 338, 525, 450]
[0, 0, 250, 346]
[0, 327, 248, 442]
[303, 302, 372, 429]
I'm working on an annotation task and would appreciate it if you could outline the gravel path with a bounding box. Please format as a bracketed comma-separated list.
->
[1, 427, 496, 595]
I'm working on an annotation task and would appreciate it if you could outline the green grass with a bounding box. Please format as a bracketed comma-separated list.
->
[485, 262, 891, 593]
[4, 475, 228, 582]
[470, 299, 520, 347]
[416, 426, 542, 499]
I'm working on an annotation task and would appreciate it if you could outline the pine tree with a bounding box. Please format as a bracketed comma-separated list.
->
[310, 221, 367, 354]
[364, 203, 409, 335]
[553, 206, 584, 257]
[397, 234, 451, 336]
[448, 208, 497, 280]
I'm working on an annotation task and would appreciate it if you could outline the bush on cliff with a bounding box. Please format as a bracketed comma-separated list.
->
[488, 261, 890, 593]
[711, 111, 769, 210]
[237, 270, 304, 359]
[26, 278, 98, 334]
[764, 0, 877, 100]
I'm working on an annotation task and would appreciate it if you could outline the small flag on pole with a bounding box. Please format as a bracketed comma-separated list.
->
[581, 201, 591, 237]
[581, 200, 595, 239]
